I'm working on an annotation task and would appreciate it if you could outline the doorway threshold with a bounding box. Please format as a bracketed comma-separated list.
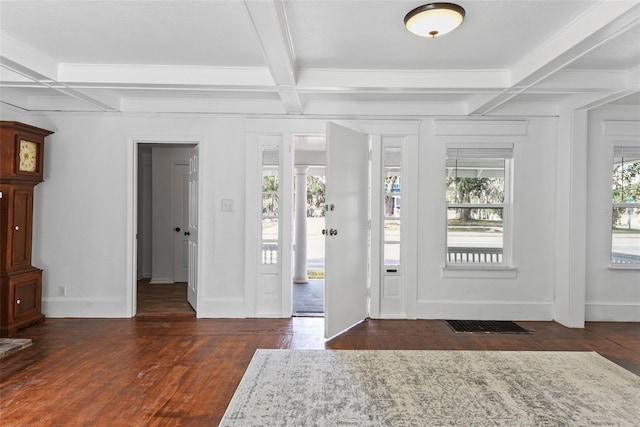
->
[293, 311, 325, 318]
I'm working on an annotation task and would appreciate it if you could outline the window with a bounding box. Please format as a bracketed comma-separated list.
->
[261, 146, 279, 264]
[611, 146, 640, 266]
[445, 145, 513, 266]
[383, 148, 402, 266]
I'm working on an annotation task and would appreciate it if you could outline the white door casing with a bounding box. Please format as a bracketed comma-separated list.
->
[187, 147, 199, 311]
[172, 163, 189, 283]
[324, 122, 370, 339]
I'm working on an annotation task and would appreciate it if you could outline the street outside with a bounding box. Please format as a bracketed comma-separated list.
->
[263, 217, 640, 267]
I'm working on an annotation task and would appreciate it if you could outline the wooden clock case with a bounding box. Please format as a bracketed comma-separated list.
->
[0, 121, 53, 336]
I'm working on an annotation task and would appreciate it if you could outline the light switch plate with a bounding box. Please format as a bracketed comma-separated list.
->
[221, 199, 234, 212]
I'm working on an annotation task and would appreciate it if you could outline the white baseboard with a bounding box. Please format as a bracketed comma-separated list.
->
[43, 297, 129, 318]
[149, 277, 173, 284]
[197, 297, 246, 318]
[586, 303, 640, 322]
[415, 301, 554, 320]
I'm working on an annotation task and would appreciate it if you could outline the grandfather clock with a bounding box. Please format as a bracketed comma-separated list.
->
[0, 121, 53, 336]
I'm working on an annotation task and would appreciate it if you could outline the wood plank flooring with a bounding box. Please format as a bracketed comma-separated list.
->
[136, 279, 195, 317]
[1, 318, 638, 426]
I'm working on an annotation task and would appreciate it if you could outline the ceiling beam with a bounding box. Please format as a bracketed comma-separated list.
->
[243, 0, 301, 114]
[470, 1, 640, 115]
[0, 34, 121, 112]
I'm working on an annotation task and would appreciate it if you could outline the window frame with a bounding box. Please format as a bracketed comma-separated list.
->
[383, 147, 402, 267]
[260, 145, 281, 266]
[610, 145, 640, 268]
[444, 144, 514, 271]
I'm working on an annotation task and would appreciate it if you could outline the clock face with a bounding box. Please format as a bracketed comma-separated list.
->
[19, 140, 38, 173]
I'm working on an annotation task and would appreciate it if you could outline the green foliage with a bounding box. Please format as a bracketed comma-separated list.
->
[306, 176, 326, 216]
[262, 175, 278, 192]
[446, 177, 504, 221]
[612, 159, 640, 226]
[612, 159, 640, 203]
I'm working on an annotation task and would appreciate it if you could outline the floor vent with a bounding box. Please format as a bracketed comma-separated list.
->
[445, 320, 532, 334]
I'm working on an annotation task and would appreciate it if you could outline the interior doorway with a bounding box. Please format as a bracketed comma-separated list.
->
[135, 143, 197, 317]
[292, 136, 326, 317]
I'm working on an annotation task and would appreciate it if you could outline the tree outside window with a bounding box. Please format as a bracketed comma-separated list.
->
[611, 147, 640, 265]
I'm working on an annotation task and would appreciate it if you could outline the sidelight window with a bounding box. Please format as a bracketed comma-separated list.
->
[383, 148, 402, 266]
[261, 146, 280, 264]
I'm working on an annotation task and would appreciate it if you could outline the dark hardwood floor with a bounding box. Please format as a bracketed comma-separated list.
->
[1, 318, 638, 426]
[136, 279, 195, 318]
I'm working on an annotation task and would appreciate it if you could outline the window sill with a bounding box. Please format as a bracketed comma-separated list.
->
[608, 264, 640, 270]
[441, 266, 518, 279]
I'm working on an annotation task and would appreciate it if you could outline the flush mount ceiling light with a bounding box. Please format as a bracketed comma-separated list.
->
[404, 3, 465, 38]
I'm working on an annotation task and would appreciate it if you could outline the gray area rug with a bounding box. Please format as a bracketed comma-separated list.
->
[220, 350, 640, 426]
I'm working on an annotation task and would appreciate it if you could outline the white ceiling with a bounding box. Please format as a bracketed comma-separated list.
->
[1, 0, 639, 116]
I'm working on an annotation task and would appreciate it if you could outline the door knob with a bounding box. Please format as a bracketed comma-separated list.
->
[175, 227, 181, 232]
[184, 231, 191, 236]
[322, 229, 327, 235]
[330, 229, 338, 236]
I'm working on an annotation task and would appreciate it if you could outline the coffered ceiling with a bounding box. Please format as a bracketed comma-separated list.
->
[1, 0, 639, 116]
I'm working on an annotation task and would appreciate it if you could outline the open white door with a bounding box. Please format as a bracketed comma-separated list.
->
[187, 147, 199, 311]
[172, 163, 189, 283]
[324, 122, 370, 339]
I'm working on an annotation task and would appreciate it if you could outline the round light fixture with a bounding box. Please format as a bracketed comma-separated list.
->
[404, 3, 465, 38]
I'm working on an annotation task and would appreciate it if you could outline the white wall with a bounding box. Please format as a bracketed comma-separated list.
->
[586, 105, 640, 321]
[1, 104, 636, 322]
[416, 118, 558, 321]
[0, 110, 247, 318]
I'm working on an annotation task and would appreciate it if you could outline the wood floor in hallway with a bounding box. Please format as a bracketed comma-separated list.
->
[136, 279, 195, 317]
[1, 318, 638, 426]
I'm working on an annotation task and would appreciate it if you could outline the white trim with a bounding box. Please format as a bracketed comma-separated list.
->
[602, 121, 640, 137]
[369, 135, 382, 319]
[198, 297, 246, 318]
[608, 264, 640, 270]
[416, 300, 553, 320]
[435, 120, 528, 136]
[441, 266, 518, 279]
[43, 297, 128, 318]
[586, 302, 640, 322]
[149, 277, 173, 284]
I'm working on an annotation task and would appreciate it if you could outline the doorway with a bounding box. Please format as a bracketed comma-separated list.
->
[292, 136, 326, 317]
[135, 143, 198, 317]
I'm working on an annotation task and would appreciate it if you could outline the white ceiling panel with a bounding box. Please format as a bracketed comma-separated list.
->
[0, 0, 266, 67]
[0, 0, 638, 115]
[284, 0, 598, 70]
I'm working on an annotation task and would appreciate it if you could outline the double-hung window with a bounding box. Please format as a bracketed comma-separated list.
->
[611, 146, 640, 266]
[445, 145, 513, 267]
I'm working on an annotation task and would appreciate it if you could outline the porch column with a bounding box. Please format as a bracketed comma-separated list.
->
[293, 166, 309, 284]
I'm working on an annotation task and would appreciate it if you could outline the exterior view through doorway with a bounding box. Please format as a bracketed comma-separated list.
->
[292, 136, 326, 317]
